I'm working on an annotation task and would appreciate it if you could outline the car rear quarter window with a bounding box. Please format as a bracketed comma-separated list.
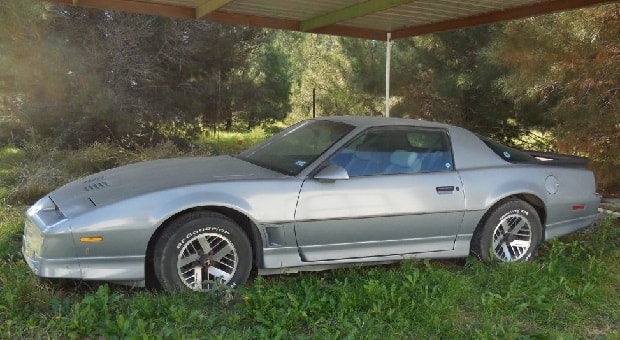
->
[477, 135, 538, 164]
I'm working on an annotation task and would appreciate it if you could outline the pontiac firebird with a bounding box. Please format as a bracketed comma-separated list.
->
[22, 116, 600, 291]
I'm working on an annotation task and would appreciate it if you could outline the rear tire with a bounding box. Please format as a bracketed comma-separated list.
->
[471, 199, 542, 263]
[153, 211, 252, 291]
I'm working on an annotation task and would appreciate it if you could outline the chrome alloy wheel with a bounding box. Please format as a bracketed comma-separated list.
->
[491, 212, 533, 261]
[176, 233, 238, 291]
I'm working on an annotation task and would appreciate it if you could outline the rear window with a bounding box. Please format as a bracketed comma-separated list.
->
[477, 135, 538, 164]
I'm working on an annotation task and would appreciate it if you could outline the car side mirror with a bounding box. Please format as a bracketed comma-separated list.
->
[314, 164, 350, 182]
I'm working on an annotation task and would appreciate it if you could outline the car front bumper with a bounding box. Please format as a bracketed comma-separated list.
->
[22, 225, 82, 279]
[22, 218, 146, 285]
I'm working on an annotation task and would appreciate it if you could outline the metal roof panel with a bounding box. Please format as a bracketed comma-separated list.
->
[46, 0, 616, 39]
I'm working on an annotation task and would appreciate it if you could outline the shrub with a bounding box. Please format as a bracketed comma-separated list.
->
[62, 142, 133, 175]
[133, 140, 190, 162]
[4, 142, 70, 204]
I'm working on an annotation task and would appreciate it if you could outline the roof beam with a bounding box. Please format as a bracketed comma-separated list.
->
[52, 0, 195, 19]
[308, 24, 387, 40]
[300, 0, 414, 32]
[202, 11, 387, 40]
[203, 11, 300, 31]
[391, 0, 616, 39]
[195, 0, 234, 20]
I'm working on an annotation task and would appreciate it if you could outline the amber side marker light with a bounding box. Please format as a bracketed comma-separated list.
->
[80, 236, 103, 243]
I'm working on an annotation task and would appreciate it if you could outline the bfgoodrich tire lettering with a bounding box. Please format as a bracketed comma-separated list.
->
[472, 199, 543, 263]
[153, 211, 252, 291]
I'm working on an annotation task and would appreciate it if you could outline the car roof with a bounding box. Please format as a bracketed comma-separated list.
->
[315, 115, 453, 130]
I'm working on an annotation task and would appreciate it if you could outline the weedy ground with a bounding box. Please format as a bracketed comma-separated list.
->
[0, 139, 618, 339]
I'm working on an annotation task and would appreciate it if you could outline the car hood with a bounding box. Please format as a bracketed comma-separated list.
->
[48, 155, 286, 218]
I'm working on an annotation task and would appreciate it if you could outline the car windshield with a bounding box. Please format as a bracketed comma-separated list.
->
[237, 120, 355, 175]
[477, 135, 538, 164]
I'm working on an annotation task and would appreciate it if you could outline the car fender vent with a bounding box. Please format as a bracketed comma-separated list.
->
[84, 181, 110, 192]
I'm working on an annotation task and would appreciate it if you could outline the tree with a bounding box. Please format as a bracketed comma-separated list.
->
[0, 1, 283, 147]
[488, 4, 620, 191]
[490, 4, 620, 132]
[338, 25, 521, 142]
[244, 40, 292, 126]
[284, 34, 383, 121]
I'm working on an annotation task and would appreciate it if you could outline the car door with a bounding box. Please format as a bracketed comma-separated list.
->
[294, 126, 466, 262]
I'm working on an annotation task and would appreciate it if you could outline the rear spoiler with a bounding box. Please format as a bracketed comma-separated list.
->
[525, 151, 590, 167]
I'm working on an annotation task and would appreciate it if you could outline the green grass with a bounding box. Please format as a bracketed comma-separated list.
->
[0, 203, 617, 338]
[0, 146, 25, 204]
[194, 127, 272, 155]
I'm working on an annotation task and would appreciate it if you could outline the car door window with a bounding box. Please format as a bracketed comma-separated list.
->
[407, 129, 454, 172]
[330, 127, 454, 176]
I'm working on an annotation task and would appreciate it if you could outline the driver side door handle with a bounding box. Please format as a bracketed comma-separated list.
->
[436, 186, 456, 193]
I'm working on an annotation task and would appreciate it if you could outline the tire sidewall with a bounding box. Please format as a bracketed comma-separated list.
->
[154, 212, 252, 291]
[474, 200, 543, 263]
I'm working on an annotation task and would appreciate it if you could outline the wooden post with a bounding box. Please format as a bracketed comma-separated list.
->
[312, 87, 316, 118]
[385, 32, 391, 117]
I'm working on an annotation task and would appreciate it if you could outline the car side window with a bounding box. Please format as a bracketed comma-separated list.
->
[330, 127, 454, 176]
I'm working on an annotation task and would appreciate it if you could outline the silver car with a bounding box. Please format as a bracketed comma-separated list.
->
[22, 116, 600, 291]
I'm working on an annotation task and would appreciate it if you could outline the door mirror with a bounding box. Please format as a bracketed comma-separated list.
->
[314, 164, 349, 181]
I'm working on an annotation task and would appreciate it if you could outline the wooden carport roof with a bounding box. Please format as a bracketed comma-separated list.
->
[48, 0, 616, 40]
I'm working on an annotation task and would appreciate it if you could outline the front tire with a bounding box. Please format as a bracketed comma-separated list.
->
[472, 199, 543, 263]
[153, 211, 252, 291]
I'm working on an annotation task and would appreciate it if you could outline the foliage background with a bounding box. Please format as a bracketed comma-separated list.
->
[1, 1, 618, 195]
